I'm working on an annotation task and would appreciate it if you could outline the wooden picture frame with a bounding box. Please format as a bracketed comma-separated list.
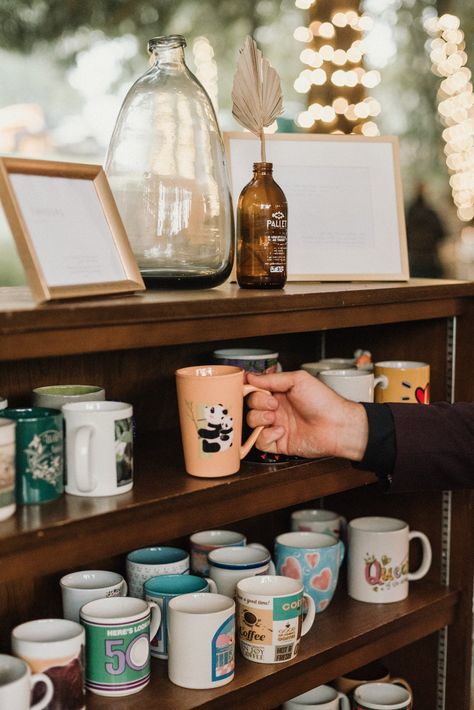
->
[224, 132, 409, 282]
[0, 157, 145, 303]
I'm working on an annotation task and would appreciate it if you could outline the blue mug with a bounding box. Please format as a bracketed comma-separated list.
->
[144, 574, 217, 659]
[275, 531, 345, 613]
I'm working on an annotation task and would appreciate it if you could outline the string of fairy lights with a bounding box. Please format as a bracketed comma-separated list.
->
[426, 13, 474, 222]
[293, 1, 380, 134]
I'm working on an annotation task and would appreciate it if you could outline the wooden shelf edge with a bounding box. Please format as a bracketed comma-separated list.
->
[87, 584, 458, 710]
[0, 453, 377, 582]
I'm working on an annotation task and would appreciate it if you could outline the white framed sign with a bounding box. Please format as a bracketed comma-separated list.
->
[0, 157, 145, 303]
[224, 132, 409, 281]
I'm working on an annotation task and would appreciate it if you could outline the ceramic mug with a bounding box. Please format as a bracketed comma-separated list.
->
[208, 544, 275, 598]
[168, 592, 235, 689]
[212, 348, 281, 375]
[291, 509, 345, 538]
[11, 618, 85, 710]
[236, 575, 316, 664]
[32, 385, 106, 410]
[126, 546, 190, 598]
[144, 574, 217, 659]
[60, 570, 128, 623]
[0, 654, 54, 710]
[63, 401, 133, 496]
[0, 418, 16, 521]
[0, 408, 63, 505]
[0, 397, 7, 409]
[283, 685, 350, 709]
[353, 682, 412, 709]
[175, 364, 270, 477]
[190, 529, 246, 576]
[318, 369, 388, 403]
[80, 596, 161, 697]
[348, 516, 432, 603]
[374, 361, 430, 404]
[275, 531, 345, 613]
[334, 661, 412, 695]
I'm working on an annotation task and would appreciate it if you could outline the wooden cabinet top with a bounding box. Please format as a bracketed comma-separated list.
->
[1, 279, 474, 360]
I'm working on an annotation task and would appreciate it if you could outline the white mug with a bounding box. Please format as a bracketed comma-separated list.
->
[60, 570, 128, 623]
[283, 685, 350, 710]
[318, 369, 387, 403]
[208, 544, 275, 598]
[168, 592, 235, 689]
[63, 401, 133, 496]
[0, 654, 54, 710]
[236, 575, 316, 664]
[0, 418, 16, 521]
[126, 546, 190, 599]
[190, 529, 247, 576]
[11, 618, 85, 710]
[348, 516, 432, 603]
[291, 509, 345, 538]
[353, 682, 412, 709]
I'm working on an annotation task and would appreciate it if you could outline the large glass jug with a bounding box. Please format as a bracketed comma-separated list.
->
[105, 35, 234, 288]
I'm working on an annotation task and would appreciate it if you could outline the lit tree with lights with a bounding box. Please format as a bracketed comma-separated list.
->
[293, 0, 381, 135]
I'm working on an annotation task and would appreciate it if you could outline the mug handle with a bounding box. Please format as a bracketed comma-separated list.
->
[391, 677, 413, 695]
[241, 384, 272, 459]
[408, 531, 432, 581]
[301, 593, 316, 636]
[337, 691, 350, 710]
[205, 577, 218, 593]
[248, 543, 276, 574]
[30, 672, 54, 710]
[120, 578, 128, 596]
[147, 600, 162, 640]
[74, 425, 97, 492]
[374, 374, 389, 390]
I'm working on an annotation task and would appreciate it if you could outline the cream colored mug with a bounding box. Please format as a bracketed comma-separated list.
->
[374, 360, 430, 404]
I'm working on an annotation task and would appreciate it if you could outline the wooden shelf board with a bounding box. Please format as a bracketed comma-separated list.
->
[88, 584, 458, 709]
[0, 434, 377, 581]
[1, 280, 473, 360]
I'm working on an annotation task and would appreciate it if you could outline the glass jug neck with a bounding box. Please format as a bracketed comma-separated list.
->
[253, 162, 273, 177]
[148, 35, 186, 69]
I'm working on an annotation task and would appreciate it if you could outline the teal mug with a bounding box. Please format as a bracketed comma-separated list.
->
[80, 596, 161, 697]
[144, 574, 217, 659]
[0, 408, 63, 504]
[275, 531, 345, 613]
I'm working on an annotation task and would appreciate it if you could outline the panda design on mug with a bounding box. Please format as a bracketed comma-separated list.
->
[197, 404, 234, 454]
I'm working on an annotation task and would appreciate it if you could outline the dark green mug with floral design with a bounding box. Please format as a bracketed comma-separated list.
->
[0, 408, 63, 504]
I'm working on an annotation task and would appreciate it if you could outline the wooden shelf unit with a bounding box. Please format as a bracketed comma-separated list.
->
[0, 280, 473, 709]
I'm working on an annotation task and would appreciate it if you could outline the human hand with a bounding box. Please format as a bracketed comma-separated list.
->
[246, 370, 368, 461]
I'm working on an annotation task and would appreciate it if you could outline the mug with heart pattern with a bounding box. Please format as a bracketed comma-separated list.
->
[275, 532, 345, 614]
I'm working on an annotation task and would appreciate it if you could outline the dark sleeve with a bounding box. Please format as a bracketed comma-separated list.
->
[352, 403, 396, 490]
[387, 402, 474, 491]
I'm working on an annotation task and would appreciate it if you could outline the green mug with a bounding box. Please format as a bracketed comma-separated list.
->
[0, 408, 63, 504]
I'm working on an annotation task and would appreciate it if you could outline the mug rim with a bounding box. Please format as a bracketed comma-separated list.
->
[0, 407, 61, 420]
[168, 591, 234, 615]
[375, 360, 428, 369]
[126, 546, 188, 565]
[33, 385, 104, 396]
[286, 685, 338, 704]
[0, 654, 29, 685]
[276, 531, 339, 548]
[190, 530, 245, 546]
[12, 618, 84, 644]
[319, 369, 372, 379]
[208, 546, 271, 569]
[80, 596, 149, 621]
[176, 365, 243, 378]
[213, 348, 278, 360]
[237, 574, 303, 597]
[62, 401, 131, 412]
[354, 681, 411, 707]
[60, 570, 124, 590]
[349, 516, 407, 533]
[144, 574, 208, 596]
[291, 509, 339, 522]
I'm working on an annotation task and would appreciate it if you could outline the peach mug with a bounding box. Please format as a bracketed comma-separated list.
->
[175, 365, 269, 477]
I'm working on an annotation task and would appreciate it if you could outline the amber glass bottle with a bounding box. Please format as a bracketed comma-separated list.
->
[237, 162, 288, 289]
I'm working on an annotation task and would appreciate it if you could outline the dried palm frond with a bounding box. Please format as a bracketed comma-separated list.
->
[231, 36, 284, 162]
